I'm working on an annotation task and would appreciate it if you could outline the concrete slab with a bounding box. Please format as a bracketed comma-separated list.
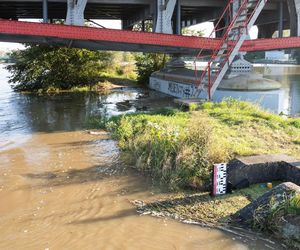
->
[227, 154, 300, 188]
[236, 154, 298, 165]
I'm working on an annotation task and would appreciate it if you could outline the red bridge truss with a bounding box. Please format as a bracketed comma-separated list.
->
[0, 20, 300, 54]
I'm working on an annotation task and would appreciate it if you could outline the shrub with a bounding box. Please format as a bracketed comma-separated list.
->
[7, 45, 114, 91]
[135, 53, 169, 84]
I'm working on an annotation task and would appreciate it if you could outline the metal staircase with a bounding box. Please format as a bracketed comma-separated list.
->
[194, 0, 267, 100]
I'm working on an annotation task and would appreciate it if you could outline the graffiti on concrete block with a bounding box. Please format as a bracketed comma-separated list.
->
[168, 82, 193, 98]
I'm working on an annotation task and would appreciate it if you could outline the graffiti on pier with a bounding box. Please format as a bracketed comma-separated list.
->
[167, 82, 199, 98]
[149, 77, 202, 99]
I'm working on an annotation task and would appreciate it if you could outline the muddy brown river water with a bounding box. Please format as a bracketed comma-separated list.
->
[0, 65, 292, 249]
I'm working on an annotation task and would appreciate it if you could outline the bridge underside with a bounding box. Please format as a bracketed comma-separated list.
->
[0, 0, 290, 35]
[1, 20, 300, 55]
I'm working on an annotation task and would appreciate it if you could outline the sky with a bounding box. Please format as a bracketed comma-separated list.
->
[0, 20, 258, 51]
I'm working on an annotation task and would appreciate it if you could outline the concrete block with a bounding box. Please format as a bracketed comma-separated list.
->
[227, 154, 300, 188]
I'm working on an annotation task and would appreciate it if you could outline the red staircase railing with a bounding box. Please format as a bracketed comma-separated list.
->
[194, 0, 267, 99]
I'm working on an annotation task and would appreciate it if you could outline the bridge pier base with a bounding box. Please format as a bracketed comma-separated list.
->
[154, 0, 177, 34]
[65, 0, 88, 26]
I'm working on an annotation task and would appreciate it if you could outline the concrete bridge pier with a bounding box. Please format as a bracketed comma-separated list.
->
[65, 0, 88, 26]
[42, 0, 48, 23]
[154, 0, 177, 34]
[295, 0, 300, 36]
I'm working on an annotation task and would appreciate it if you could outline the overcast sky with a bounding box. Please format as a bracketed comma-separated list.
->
[0, 20, 258, 51]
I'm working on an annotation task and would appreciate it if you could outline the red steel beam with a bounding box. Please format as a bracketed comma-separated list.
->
[241, 37, 300, 51]
[1, 20, 300, 52]
[0, 20, 220, 50]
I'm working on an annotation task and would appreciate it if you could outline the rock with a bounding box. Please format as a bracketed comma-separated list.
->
[235, 182, 300, 222]
[234, 182, 300, 248]
[281, 216, 300, 248]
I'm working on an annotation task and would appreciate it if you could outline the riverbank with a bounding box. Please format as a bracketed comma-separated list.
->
[0, 65, 293, 249]
[0, 88, 273, 249]
[91, 99, 300, 247]
[100, 99, 300, 189]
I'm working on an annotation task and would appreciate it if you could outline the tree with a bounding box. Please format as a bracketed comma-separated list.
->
[132, 20, 170, 84]
[135, 53, 169, 84]
[182, 27, 204, 37]
[6, 45, 114, 91]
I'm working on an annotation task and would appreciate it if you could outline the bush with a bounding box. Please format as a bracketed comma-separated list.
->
[7, 45, 114, 91]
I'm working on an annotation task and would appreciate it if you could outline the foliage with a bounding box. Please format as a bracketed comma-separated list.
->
[182, 27, 204, 37]
[91, 100, 300, 190]
[135, 53, 169, 84]
[132, 20, 169, 85]
[6, 45, 114, 91]
[132, 20, 153, 32]
[112, 52, 137, 80]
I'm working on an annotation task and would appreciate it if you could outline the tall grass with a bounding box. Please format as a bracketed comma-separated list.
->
[98, 100, 300, 190]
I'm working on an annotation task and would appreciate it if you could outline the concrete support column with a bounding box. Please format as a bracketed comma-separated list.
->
[154, 0, 176, 34]
[176, 0, 181, 35]
[287, 0, 300, 36]
[278, 0, 284, 37]
[43, 0, 48, 23]
[295, 0, 300, 36]
[65, 0, 88, 26]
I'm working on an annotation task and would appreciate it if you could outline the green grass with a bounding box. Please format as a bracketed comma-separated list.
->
[94, 99, 300, 190]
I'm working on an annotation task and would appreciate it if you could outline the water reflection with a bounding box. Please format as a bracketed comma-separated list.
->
[254, 65, 300, 116]
[0, 65, 174, 150]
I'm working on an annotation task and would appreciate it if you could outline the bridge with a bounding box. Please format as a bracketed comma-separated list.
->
[1, 19, 300, 55]
[1, 0, 300, 99]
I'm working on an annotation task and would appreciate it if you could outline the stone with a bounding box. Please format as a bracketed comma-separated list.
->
[234, 182, 300, 248]
[234, 182, 300, 223]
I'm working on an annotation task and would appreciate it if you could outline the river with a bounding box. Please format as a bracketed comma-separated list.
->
[0, 64, 293, 250]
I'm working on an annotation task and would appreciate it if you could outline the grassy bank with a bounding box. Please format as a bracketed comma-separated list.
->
[91, 99, 300, 246]
[99, 99, 300, 190]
